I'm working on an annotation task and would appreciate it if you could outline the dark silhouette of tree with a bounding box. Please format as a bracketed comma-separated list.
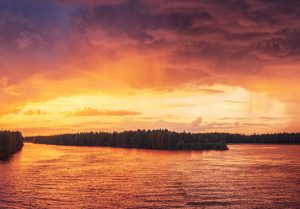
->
[24, 130, 300, 151]
[0, 131, 24, 159]
[25, 129, 229, 150]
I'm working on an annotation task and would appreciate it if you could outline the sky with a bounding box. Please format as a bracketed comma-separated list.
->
[0, 0, 300, 136]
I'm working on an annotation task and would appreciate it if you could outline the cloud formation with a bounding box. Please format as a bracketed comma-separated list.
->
[0, 0, 299, 134]
[22, 109, 50, 115]
[1, 0, 299, 87]
[0, 1, 299, 86]
[70, 107, 141, 117]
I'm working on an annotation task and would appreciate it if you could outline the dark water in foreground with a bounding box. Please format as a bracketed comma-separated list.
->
[0, 143, 299, 209]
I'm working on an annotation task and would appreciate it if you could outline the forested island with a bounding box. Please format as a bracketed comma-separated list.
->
[24, 130, 300, 150]
[25, 130, 229, 150]
[0, 131, 24, 160]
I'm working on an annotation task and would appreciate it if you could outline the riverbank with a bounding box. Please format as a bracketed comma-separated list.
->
[0, 131, 24, 160]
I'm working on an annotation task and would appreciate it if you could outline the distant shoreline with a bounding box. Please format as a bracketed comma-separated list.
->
[23, 130, 300, 151]
[2, 130, 299, 155]
[24, 130, 229, 151]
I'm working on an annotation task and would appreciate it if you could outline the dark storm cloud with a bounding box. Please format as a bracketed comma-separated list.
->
[1, 0, 300, 86]
[75, 0, 214, 42]
[2, 0, 300, 62]
[0, 0, 78, 83]
[72, 0, 300, 63]
[0, 0, 68, 49]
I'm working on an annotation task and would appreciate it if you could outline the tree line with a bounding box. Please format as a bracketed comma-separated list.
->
[24, 130, 300, 150]
[0, 131, 24, 159]
[25, 129, 229, 150]
[216, 132, 300, 144]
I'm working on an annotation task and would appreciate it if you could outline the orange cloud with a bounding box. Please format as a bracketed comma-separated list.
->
[21, 109, 50, 115]
[70, 107, 141, 117]
[197, 88, 226, 94]
[191, 117, 203, 127]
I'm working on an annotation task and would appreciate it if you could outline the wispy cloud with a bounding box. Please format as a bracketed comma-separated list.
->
[69, 107, 141, 117]
[197, 88, 226, 94]
[21, 109, 51, 115]
[224, 100, 246, 104]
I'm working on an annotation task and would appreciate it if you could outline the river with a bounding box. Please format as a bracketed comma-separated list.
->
[0, 143, 299, 208]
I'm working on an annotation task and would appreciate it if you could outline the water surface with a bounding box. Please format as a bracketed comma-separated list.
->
[0, 143, 299, 208]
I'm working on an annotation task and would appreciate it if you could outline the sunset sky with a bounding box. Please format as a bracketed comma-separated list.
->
[0, 0, 300, 136]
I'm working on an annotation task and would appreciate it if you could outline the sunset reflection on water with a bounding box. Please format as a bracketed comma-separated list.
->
[0, 143, 299, 208]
